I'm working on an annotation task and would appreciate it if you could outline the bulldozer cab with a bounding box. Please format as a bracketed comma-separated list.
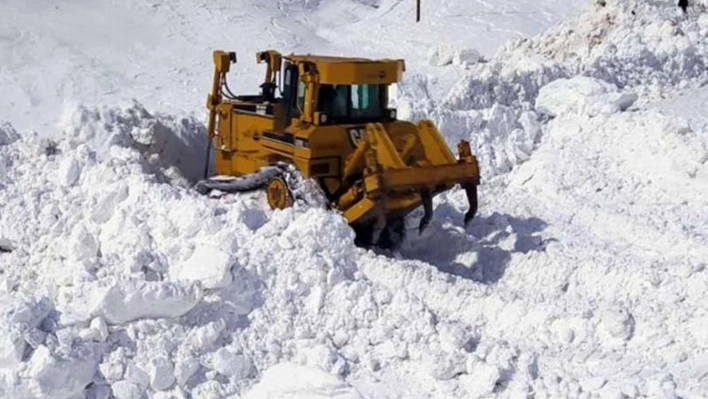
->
[277, 54, 405, 129]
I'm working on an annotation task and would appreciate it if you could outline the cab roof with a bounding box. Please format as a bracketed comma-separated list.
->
[285, 54, 406, 85]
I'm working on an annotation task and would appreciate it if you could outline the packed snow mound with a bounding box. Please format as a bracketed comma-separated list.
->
[500, 98, 708, 397]
[536, 76, 638, 117]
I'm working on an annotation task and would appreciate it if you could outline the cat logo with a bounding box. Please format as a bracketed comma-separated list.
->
[347, 127, 367, 147]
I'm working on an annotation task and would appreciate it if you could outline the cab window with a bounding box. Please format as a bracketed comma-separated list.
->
[317, 84, 385, 122]
[296, 80, 306, 113]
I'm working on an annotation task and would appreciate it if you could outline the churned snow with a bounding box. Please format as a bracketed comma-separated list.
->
[3, 0, 708, 398]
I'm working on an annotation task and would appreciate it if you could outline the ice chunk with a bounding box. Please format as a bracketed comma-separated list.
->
[0, 238, 14, 253]
[600, 306, 635, 342]
[430, 351, 467, 381]
[0, 296, 54, 369]
[58, 157, 82, 187]
[175, 244, 233, 289]
[175, 358, 200, 387]
[428, 46, 480, 67]
[211, 348, 254, 380]
[242, 363, 363, 399]
[427, 45, 456, 67]
[99, 349, 127, 383]
[437, 322, 474, 353]
[111, 381, 144, 399]
[91, 280, 202, 324]
[460, 358, 501, 398]
[0, 155, 7, 181]
[453, 48, 481, 66]
[68, 224, 99, 261]
[27, 344, 99, 399]
[124, 362, 150, 389]
[0, 122, 19, 146]
[147, 357, 176, 391]
[91, 183, 129, 224]
[536, 76, 637, 117]
[79, 317, 109, 342]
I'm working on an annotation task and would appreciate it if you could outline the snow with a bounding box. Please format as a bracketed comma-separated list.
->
[4, 0, 708, 398]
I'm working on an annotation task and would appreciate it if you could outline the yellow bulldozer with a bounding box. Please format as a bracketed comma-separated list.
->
[198, 50, 480, 247]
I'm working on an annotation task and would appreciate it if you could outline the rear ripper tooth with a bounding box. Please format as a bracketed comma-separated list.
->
[418, 191, 433, 234]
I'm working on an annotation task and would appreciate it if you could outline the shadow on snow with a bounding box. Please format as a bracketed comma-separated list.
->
[399, 203, 552, 284]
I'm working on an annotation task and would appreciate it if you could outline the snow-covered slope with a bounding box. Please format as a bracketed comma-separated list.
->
[0, 0, 586, 132]
[4, 0, 708, 398]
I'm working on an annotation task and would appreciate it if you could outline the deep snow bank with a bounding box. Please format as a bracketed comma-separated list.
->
[0, 103, 547, 398]
[5, 100, 705, 399]
[394, 0, 708, 178]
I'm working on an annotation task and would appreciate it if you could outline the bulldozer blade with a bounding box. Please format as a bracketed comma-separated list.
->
[418, 191, 433, 234]
[463, 184, 478, 226]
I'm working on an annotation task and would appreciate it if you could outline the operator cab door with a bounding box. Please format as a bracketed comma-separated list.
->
[279, 63, 303, 131]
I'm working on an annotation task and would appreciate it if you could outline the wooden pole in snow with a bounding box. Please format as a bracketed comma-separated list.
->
[416, 0, 421, 22]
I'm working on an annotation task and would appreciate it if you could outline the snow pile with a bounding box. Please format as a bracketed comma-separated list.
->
[500, 101, 708, 397]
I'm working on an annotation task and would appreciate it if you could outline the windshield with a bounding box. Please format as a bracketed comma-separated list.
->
[318, 84, 384, 122]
